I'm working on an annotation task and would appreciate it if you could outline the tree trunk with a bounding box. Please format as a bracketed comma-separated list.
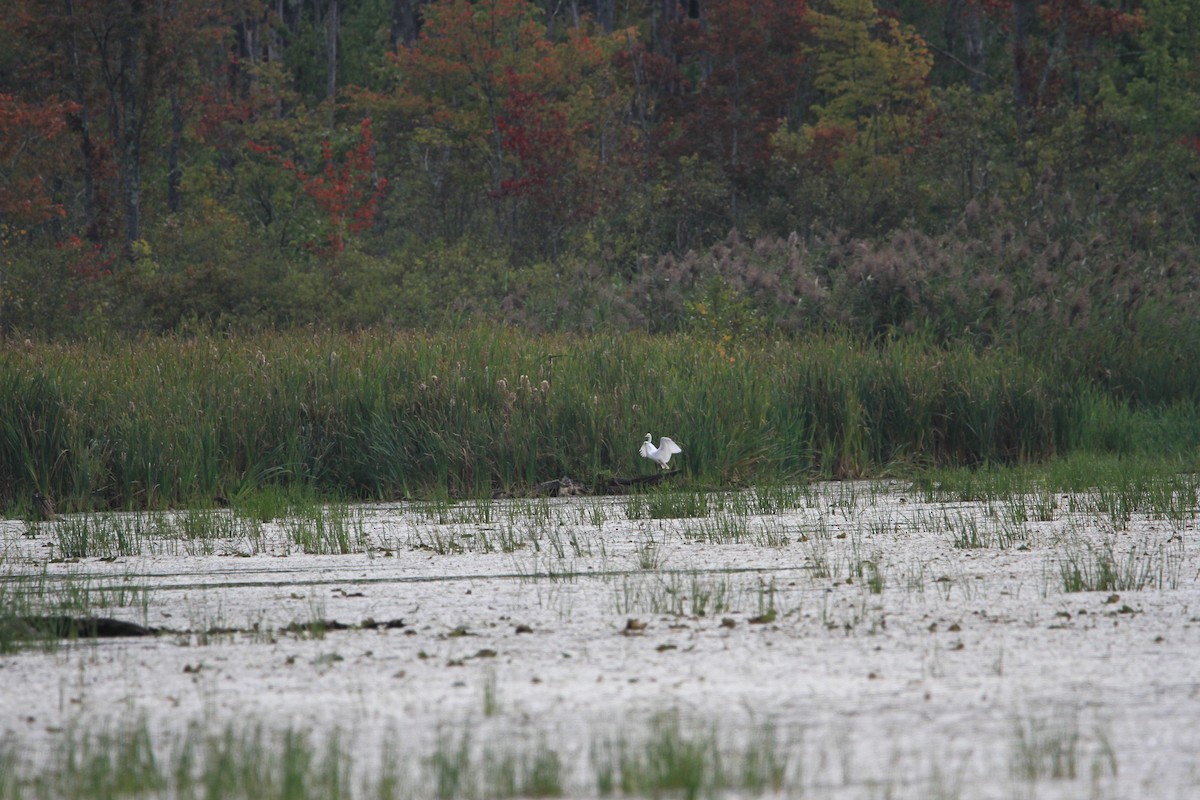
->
[393, 0, 417, 47]
[963, 1, 984, 93]
[168, 91, 183, 213]
[268, 0, 285, 62]
[390, 0, 425, 47]
[652, 0, 679, 62]
[1012, 0, 1035, 136]
[326, 0, 339, 104]
[593, 0, 614, 32]
[944, 0, 986, 92]
[64, 0, 101, 242]
[118, 0, 146, 250]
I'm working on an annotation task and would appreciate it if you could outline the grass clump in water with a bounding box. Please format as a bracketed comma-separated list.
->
[281, 503, 367, 555]
[1056, 537, 1182, 593]
[593, 712, 788, 799]
[0, 569, 153, 652]
[1010, 708, 1117, 788]
[596, 712, 719, 799]
[429, 730, 563, 800]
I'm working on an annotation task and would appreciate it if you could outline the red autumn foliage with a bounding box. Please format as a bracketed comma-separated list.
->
[0, 93, 78, 225]
[251, 118, 389, 257]
[636, 0, 810, 177]
[58, 235, 116, 281]
[494, 73, 591, 218]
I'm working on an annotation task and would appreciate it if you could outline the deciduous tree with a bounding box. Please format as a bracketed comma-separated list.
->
[368, 0, 633, 253]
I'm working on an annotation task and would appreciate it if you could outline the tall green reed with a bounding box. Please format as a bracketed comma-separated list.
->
[0, 327, 1124, 509]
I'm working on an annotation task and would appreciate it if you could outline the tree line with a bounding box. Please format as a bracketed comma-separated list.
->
[1, 0, 1198, 336]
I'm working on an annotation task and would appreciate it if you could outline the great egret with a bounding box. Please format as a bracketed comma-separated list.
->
[640, 433, 682, 469]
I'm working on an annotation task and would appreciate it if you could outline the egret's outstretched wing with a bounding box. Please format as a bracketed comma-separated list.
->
[640, 440, 657, 459]
[657, 437, 682, 456]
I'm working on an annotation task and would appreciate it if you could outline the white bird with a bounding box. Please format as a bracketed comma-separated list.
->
[640, 433, 682, 469]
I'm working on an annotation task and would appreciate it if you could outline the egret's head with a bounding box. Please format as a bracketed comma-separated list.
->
[644, 433, 652, 442]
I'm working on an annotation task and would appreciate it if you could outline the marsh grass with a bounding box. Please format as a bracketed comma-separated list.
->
[579, 498, 609, 527]
[176, 508, 265, 553]
[232, 484, 331, 523]
[0, 743, 16, 800]
[681, 511, 749, 543]
[633, 532, 669, 571]
[1, 718, 355, 800]
[430, 730, 563, 800]
[627, 489, 713, 520]
[482, 670, 500, 718]
[431, 730, 472, 800]
[948, 514, 985, 549]
[409, 527, 469, 555]
[49, 720, 166, 798]
[849, 556, 885, 594]
[943, 511, 1025, 550]
[916, 455, 1200, 531]
[53, 514, 145, 559]
[754, 579, 779, 622]
[177, 723, 351, 800]
[411, 515, 592, 557]
[411, 493, 457, 525]
[902, 559, 928, 593]
[48, 509, 268, 559]
[688, 572, 734, 617]
[1012, 715, 1080, 781]
[45, 504, 361, 558]
[0, 706, 1126, 800]
[281, 503, 368, 555]
[606, 714, 717, 799]
[593, 712, 788, 799]
[1010, 709, 1117, 787]
[752, 483, 818, 514]
[3, 328, 1097, 512]
[614, 572, 739, 617]
[481, 742, 563, 799]
[747, 518, 790, 547]
[738, 721, 789, 794]
[804, 537, 833, 580]
[0, 710, 778, 800]
[998, 492, 1058, 525]
[0, 568, 152, 652]
[1056, 537, 1183, 593]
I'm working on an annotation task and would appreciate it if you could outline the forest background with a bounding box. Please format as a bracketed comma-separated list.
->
[3, 0, 1199, 343]
[3, 0, 1200, 506]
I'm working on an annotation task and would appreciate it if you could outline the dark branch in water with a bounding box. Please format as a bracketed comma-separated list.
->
[10, 616, 156, 638]
[520, 471, 683, 498]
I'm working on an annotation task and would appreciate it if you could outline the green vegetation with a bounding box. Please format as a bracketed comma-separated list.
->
[430, 730, 563, 800]
[0, 714, 790, 800]
[1010, 710, 1118, 787]
[0, 569, 152, 652]
[9, 721, 353, 800]
[1056, 537, 1183, 594]
[614, 572, 742, 617]
[593, 712, 787, 799]
[6, 326, 1198, 514]
[0, 708, 1119, 800]
[4, 0, 1200, 351]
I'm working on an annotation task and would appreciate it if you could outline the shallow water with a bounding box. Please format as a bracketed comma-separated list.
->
[2, 484, 1198, 798]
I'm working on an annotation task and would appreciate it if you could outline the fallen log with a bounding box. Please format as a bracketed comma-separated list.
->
[522, 471, 683, 498]
[8, 616, 156, 639]
[602, 471, 682, 493]
[531, 476, 589, 497]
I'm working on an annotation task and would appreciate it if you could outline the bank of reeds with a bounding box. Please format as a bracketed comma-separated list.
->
[1, 328, 1194, 512]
